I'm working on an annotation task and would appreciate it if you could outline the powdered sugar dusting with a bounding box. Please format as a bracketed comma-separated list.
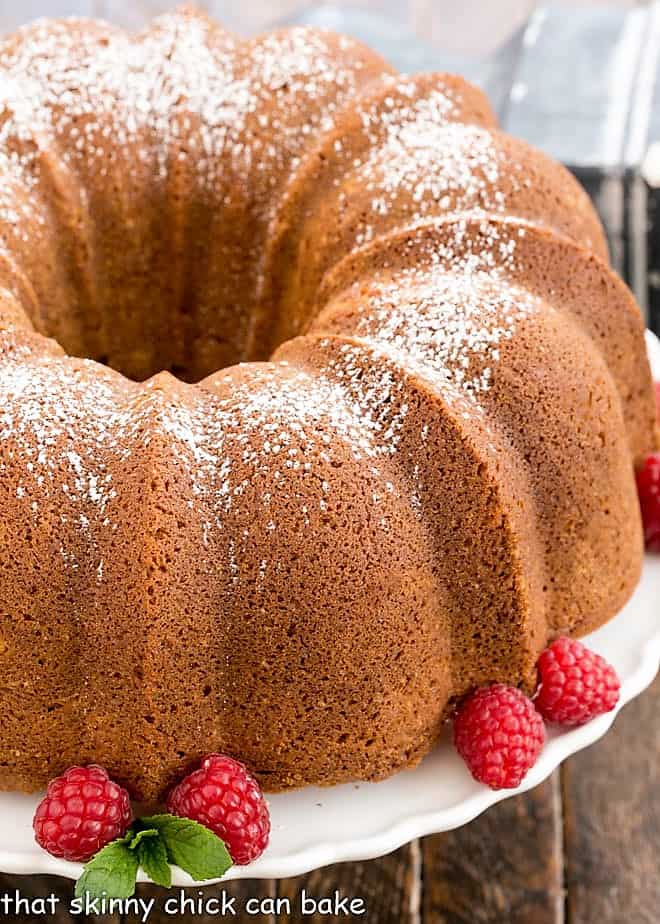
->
[0, 355, 126, 578]
[0, 13, 544, 586]
[0, 343, 411, 577]
[0, 359, 123, 511]
[353, 271, 540, 397]
[317, 219, 537, 407]
[0, 11, 380, 192]
[0, 10, 388, 360]
[352, 123, 514, 247]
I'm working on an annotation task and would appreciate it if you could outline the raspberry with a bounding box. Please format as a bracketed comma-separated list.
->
[453, 684, 545, 790]
[166, 755, 270, 865]
[636, 452, 660, 551]
[33, 765, 132, 862]
[535, 636, 620, 725]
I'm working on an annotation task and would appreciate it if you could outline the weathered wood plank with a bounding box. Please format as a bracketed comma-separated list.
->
[421, 774, 563, 924]
[278, 840, 421, 923]
[563, 671, 660, 924]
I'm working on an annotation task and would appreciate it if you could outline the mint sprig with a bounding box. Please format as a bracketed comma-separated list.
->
[141, 815, 233, 882]
[128, 828, 159, 850]
[75, 839, 139, 901]
[136, 834, 171, 889]
[75, 814, 233, 900]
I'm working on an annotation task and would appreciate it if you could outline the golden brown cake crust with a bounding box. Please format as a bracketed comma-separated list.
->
[0, 7, 655, 801]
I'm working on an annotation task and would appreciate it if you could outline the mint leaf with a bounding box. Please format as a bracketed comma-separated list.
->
[141, 815, 232, 881]
[75, 840, 139, 901]
[128, 828, 159, 850]
[137, 835, 172, 889]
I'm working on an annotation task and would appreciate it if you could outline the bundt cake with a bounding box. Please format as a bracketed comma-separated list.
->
[0, 7, 656, 802]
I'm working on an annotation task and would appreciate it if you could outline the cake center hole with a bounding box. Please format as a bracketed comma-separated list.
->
[49, 292, 275, 385]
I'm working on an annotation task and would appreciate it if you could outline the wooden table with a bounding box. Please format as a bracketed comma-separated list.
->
[2, 669, 658, 923]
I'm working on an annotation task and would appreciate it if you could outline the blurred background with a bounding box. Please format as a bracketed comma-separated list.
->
[0, 0, 623, 49]
[1, 0, 659, 332]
